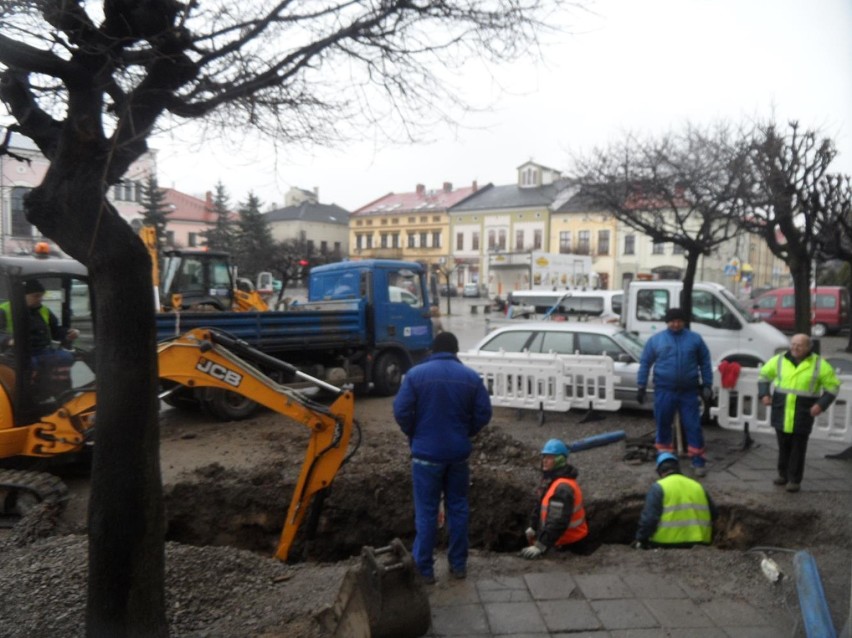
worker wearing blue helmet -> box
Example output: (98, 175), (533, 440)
(520, 438), (595, 559)
(632, 452), (717, 549)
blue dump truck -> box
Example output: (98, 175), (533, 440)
(157, 259), (434, 418)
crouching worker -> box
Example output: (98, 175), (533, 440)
(520, 439), (595, 559)
(632, 452), (716, 549)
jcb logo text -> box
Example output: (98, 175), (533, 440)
(196, 357), (242, 388)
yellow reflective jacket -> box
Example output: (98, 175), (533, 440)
(649, 474), (713, 546)
(759, 353), (840, 435)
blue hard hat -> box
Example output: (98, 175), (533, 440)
(541, 439), (570, 457)
(656, 452), (679, 469)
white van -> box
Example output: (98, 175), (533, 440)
(506, 289), (623, 323)
(623, 280), (788, 366)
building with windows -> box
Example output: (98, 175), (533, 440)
(266, 186), (349, 260)
(350, 182), (480, 277)
(449, 161), (564, 296)
(0, 133), (154, 255)
(156, 189), (223, 248)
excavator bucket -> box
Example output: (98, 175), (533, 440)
(321, 538), (431, 638)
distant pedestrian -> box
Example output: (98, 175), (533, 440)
(393, 331), (492, 584)
(520, 439), (595, 559)
(758, 333), (840, 492)
(632, 452), (716, 549)
(636, 307), (714, 476)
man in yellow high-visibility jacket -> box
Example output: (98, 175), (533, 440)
(759, 333), (840, 493)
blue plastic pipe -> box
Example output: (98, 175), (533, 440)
(567, 430), (626, 453)
(794, 550), (837, 638)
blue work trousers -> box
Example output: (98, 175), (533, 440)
(411, 458), (470, 578)
(653, 388), (706, 467)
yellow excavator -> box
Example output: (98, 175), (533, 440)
(0, 254), (350, 560)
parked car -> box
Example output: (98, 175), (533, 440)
(469, 322), (651, 409)
(753, 286), (849, 338)
(439, 284), (458, 297)
(463, 283), (480, 298)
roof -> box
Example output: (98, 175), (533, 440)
(353, 183), (481, 216)
(551, 186), (611, 213)
(449, 181), (569, 213)
(265, 201), (349, 225)
(162, 188), (218, 223)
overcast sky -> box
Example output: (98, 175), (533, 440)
(152, 0), (852, 212)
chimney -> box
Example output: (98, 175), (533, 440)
(472, 180), (478, 192)
(443, 182), (452, 193)
(205, 191), (213, 209)
(416, 184), (425, 196)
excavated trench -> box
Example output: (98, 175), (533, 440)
(163, 463), (822, 562)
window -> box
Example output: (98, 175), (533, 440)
(480, 330), (534, 352)
(533, 229), (543, 250)
(652, 241), (665, 255)
(691, 290), (738, 329)
(636, 289), (669, 321)
(577, 231), (590, 255)
(408, 233), (415, 248)
(537, 331), (576, 354)
(320, 240), (328, 254)
(597, 230), (610, 255)
(391, 234), (400, 249)
(188, 232), (198, 247)
(420, 216), (428, 223)
(498, 229), (506, 250)
(624, 234), (635, 255)
(380, 218), (388, 225)
(577, 333), (618, 358)
(419, 231), (428, 247)
(408, 217), (415, 223)
(456, 232), (464, 251)
(356, 234), (364, 250)
(471, 231), (480, 251)
(388, 271), (423, 308)
(781, 294), (795, 309)
(391, 218), (399, 224)
(756, 295), (777, 310)
(364, 235), (372, 249)
(307, 239), (315, 254)
(559, 231), (571, 254)
(165, 230), (175, 246)
(672, 243), (684, 255)
(380, 233), (388, 248)
(356, 220), (363, 226)
(334, 242), (341, 254)
(515, 230), (524, 251)
(10, 186), (33, 237)
(432, 216), (441, 222)
(488, 230), (496, 250)
(432, 231), (441, 248)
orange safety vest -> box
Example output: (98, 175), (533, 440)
(540, 477), (588, 546)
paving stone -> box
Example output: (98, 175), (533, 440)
(622, 573), (686, 599)
(478, 587), (532, 603)
(590, 599), (658, 630)
(477, 576), (528, 592)
(699, 600), (771, 627)
(538, 599), (601, 632)
(552, 632), (611, 638)
(722, 627), (784, 638)
(524, 571), (578, 600)
(574, 574), (633, 599)
(643, 598), (715, 627)
(662, 629), (728, 638)
(484, 601), (548, 635)
(429, 581), (481, 606)
(429, 603), (489, 636)
(610, 629), (664, 637)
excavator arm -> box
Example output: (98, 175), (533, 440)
(157, 328), (355, 560)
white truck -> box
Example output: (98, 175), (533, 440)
(623, 280), (788, 367)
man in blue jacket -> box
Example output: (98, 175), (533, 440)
(636, 307), (713, 476)
(393, 331), (492, 584)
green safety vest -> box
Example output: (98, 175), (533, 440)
(650, 474), (712, 546)
(759, 353), (841, 434)
(0, 301), (50, 334)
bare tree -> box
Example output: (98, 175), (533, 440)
(814, 174), (852, 348)
(737, 121), (839, 336)
(571, 123), (744, 319)
(0, 1), (562, 634)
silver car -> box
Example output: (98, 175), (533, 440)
(469, 321), (652, 409)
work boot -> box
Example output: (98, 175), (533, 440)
(773, 476), (787, 486)
(449, 568), (467, 580)
(418, 572), (436, 586)
(785, 483), (801, 493)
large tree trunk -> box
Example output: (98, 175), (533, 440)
(26, 149), (167, 635)
(790, 256), (813, 336)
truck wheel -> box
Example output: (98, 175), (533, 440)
(203, 389), (259, 421)
(373, 352), (404, 396)
(811, 323), (827, 338)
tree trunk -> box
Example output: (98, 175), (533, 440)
(26, 150), (167, 636)
(680, 251), (701, 328)
(790, 258), (813, 336)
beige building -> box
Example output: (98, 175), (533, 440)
(350, 182), (480, 275)
(266, 187), (349, 260)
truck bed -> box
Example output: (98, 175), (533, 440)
(155, 299), (367, 353)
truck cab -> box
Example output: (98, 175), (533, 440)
(623, 280), (788, 367)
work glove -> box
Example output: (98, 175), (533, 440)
(636, 388), (646, 405)
(701, 386), (714, 403)
(520, 542), (545, 560)
(630, 540), (647, 550)
(524, 527), (536, 543)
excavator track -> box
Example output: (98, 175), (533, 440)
(0, 469), (69, 528)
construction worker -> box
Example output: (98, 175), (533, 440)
(0, 279), (79, 395)
(758, 333), (840, 493)
(520, 439), (593, 559)
(636, 307), (714, 476)
(632, 452), (716, 549)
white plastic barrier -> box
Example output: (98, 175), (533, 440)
(459, 351), (622, 413)
(711, 368), (852, 445)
